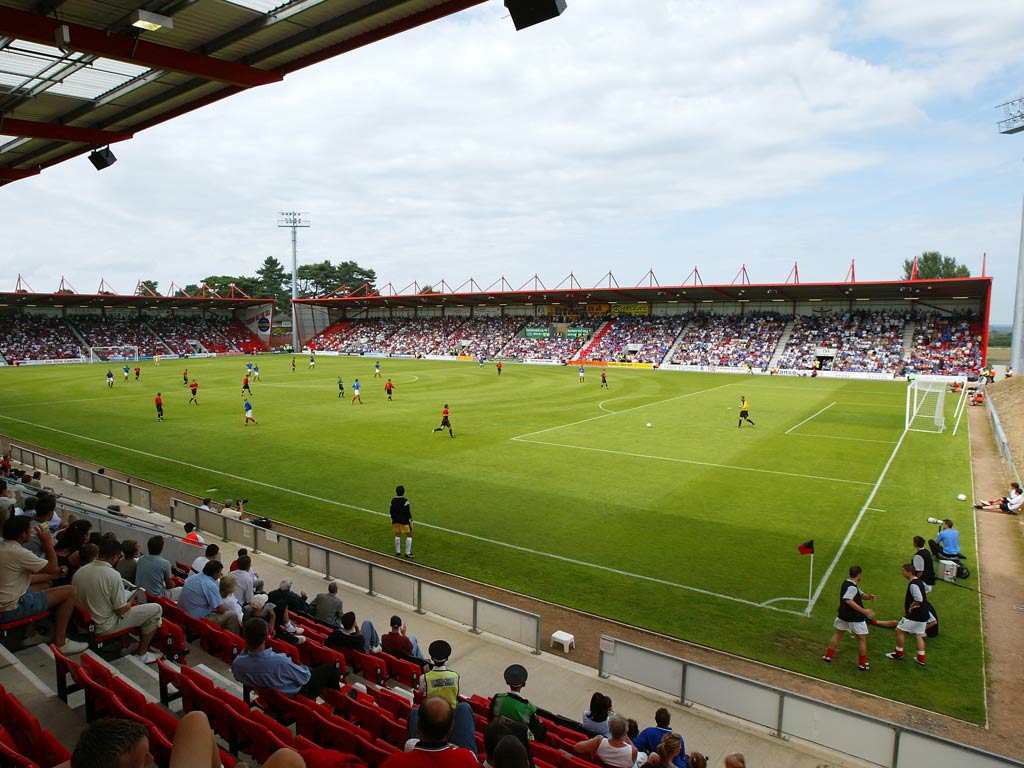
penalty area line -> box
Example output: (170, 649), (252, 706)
(0, 412), (803, 616)
(785, 402), (836, 434)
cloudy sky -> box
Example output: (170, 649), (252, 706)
(6, 0), (1024, 322)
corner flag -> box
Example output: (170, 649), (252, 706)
(798, 540), (814, 555)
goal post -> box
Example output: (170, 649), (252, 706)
(88, 346), (139, 363)
(905, 375), (965, 433)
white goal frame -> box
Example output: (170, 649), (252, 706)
(88, 345), (139, 363)
(905, 375), (967, 433)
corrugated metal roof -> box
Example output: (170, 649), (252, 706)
(0, 0), (489, 185)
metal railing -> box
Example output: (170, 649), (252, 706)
(10, 445), (153, 512)
(985, 398), (1022, 486)
(598, 635), (1022, 768)
(169, 498), (542, 653)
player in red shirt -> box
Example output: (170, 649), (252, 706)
(496, 361), (502, 376)
(432, 404), (454, 438)
(182, 368), (189, 386)
(188, 380), (199, 404)
(154, 393), (164, 422)
(133, 366), (141, 381)
(241, 375), (252, 395)
(385, 378), (396, 401)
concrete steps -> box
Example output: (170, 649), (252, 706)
(768, 318), (796, 369)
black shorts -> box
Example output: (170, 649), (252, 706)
(440, 417), (451, 427)
(740, 409), (749, 418)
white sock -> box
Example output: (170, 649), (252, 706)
(395, 536), (401, 554)
(406, 538), (413, 555)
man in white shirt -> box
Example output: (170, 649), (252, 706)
(0, 516), (86, 654)
(191, 543), (220, 574)
(73, 538), (163, 663)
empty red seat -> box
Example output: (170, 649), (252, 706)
(49, 643), (83, 703)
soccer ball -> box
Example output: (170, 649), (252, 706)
(646, 423), (652, 428)
(957, 493), (967, 501)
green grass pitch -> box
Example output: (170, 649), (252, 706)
(0, 356), (984, 721)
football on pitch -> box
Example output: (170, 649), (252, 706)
(646, 423), (652, 428)
(957, 493), (967, 501)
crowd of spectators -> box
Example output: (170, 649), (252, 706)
(449, 317), (526, 359)
(670, 313), (786, 369)
(0, 315), (83, 362)
(581, 316), (688, 364)
(502, 330), (592, 361)
(69, 315), (167, 358)
(908, 316), (982, 375)
(147, 316), (253, 355)
(776, 310), (909, 373)
(0, 313), (263, 362)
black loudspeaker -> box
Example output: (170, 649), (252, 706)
(504, 0), (566, 31)
(88, 147), (117, 170)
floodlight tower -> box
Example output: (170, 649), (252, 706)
(277, 211), (309, 350)
(998, 98), (1024, 374)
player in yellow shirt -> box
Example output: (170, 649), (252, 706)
(738, 395), (755, 428)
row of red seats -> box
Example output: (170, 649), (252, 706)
(0, 683), (70, 768)
(71, 602), (188, 663)
(50, 643), (239, 768)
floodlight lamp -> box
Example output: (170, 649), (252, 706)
(130, 10), (173, 31)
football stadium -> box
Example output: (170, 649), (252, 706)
(2, 1), (1024, 768)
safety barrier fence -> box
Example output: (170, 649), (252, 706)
(985, 397), (1022, 486)
(598, 635), (1021, 768)
(169, 498), (542, 653)
(10, 445), (153, 513)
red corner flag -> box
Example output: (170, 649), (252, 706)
(798, 540), (814, 555)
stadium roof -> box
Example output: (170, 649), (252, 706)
(294, 272), (994, 311)
(0, 0), (486, 186)
(0, 278), (272, 308)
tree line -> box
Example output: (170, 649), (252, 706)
(137, 258), (377, 313)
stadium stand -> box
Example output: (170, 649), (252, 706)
(579, 316), (689, 364)
(0, 315), (84, 362)
(69, 315), (168, 358)
(670, 312), (786, 369)
(909, 316), (983, 375)
(775, 309), (910, 373)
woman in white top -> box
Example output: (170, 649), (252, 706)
(219, 575), (244, 626)
(573, 714), (637, 768)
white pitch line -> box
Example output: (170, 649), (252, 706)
(513, 438), (874, 486)
(804, 427), (910, 615)
(787, 433), (898, 445)
(512, 382), (736, 440)
(0, 411), (803, 615)
(785, 402), (836, 434)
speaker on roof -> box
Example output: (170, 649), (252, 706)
(88, 146), (117, 171)
(504, 0), (566, 31)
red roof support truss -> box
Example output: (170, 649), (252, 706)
(0, 7), (281, 88)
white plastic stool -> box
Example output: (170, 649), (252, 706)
(550, 630), (575, 653)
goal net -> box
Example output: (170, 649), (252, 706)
(905, 376), (963, 433)
(88, 346), (139, 363)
